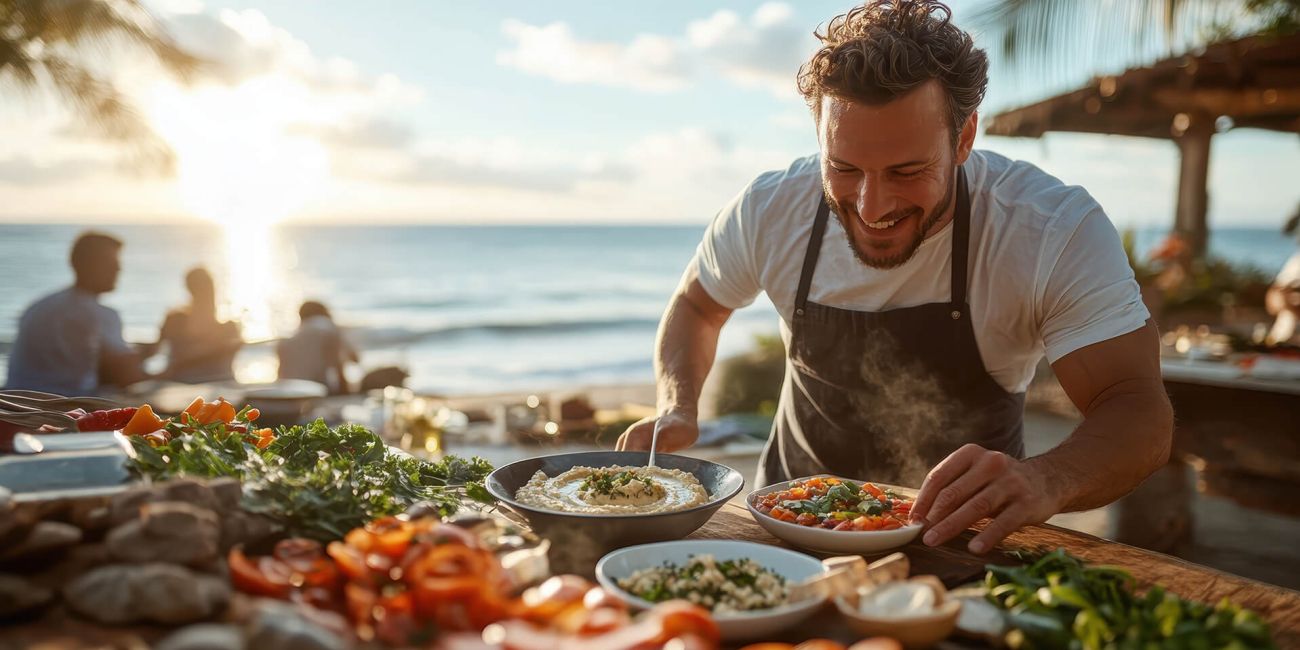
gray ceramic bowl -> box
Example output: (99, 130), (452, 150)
(485, 451), (744, 569)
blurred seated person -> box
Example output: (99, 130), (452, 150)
(277, 301), (358, 394)
(5, 231), (147, 395)
(1266, 207), (1300, 345)
(151, 267), (243, 383)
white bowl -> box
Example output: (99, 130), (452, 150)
(595, 540), (827, 642)
(746, 475), (923, 554)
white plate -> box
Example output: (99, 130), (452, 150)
(595, 540), (826, 642)
(746, 475), (923, 554)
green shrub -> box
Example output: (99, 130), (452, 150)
(713, 334), (786, 416)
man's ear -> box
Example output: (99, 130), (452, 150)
(956, 111), (978, 164)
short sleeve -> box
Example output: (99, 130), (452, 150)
(1275, 252), (1300, 286)
(1039, 206), (1151, 363)
(691, 184), (763, 309)
(98, 307), (133, 356)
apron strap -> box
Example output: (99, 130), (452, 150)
(951, 166), (971, 311)
(795, 196), (831, 314)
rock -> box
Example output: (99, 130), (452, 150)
(208, 478), (243, 513)
(70, 504), (112, 534)
(109, 486), (155, 526)
(63, 563), (230, 625)
(163, 479), (221, 512)
(155, 623), (245, 650)
(40, 542), (113, 588)
(219, 511), (279, 552)
(107, 502), (220, 566)
(0, 573), (53, 619)
(0, 521), (82, 563)
(246, 600), (350, 650)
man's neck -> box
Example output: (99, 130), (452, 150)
(72, 282), (102, 298)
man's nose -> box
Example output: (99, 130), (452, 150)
(856, 176), (897, 223)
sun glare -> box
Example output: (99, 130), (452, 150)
(145, 78), (331, 348)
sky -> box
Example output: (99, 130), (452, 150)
(0, 0), (1297, 229)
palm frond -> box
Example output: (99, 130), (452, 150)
(40, 54), (174, 174)
(969, 0), (1242, 83)
(20, 0), (203, 79)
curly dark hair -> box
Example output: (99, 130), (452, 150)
(797, 0), (988, 142)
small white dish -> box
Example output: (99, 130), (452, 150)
(746, 475), (923, 554)
(595, 540), (827, 642)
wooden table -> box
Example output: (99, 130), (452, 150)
(689, 501), (1300, 648)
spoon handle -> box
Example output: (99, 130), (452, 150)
(647, 418), (661, 467)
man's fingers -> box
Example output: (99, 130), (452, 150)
(911, 444), (984, 523)
(917, 452), (1007, 526)
(967, 505), (1030, 555)
(921, 483), (1010, 547)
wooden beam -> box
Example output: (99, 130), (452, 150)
(1152, 87), (1300, 119)
(1174, 113), (1214, 259)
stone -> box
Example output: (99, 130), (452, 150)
(162, 479), (221, 513)
(245, 600), (350, 650)
(155, 623), (245, 650)
(107, 502), (220, 566)
(0, 573), (53, 619)
(208, 478), (243, 513)
(219, 511), (279, 552)
(109, 486), (156, 526)
(63, 563), (230, 625)
(0, 521), (82, 563)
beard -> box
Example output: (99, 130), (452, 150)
(826, 164), (958, 270)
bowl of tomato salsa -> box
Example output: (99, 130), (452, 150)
(746, 475), (922, 554)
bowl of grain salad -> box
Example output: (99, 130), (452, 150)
(595, 540), (827, 641)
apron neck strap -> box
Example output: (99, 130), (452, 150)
(795, 197), (831, 313)
(951, 165), (971, 309)
(795, 164), (972, 314)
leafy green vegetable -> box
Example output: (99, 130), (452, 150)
(984, 548), (1276, 649)
(130, 418), (494, 541)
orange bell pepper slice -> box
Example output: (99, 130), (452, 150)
(121, 404), (164, 435)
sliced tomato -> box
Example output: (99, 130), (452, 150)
(228, 546), (292, 598)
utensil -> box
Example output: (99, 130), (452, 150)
(745, 475), (923, 554)
(595, 540), (826, 642)
(484, 451), (744, 572)
(647, 417), (661, 468)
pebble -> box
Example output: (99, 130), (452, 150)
(0, 573), (53, 619)
(107, 502), (220, 566)
(0, 521), (82, 563)
(155, 623), (246, 650)
(63, 563), (230, 625)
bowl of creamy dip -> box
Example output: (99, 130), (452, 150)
(485, 451), (744, 571)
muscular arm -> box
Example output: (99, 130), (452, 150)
(617, 268), (734, 452)
(1031, 319), (1174, 511)
(911, 320), (1173, 553)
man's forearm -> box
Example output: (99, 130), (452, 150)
(1027, 380), (1174, 513)
(654, 291), (728, 415)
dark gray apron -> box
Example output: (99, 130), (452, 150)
(757, 167), (1026, 488)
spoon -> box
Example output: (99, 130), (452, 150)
(647, 417), (662, 468)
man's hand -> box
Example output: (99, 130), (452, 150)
(615, 409), (700, 453)
(908, 444), (1062, 555)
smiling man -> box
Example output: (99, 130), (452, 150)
(617, 0), (1174, 554)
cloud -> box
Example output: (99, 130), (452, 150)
(288, 117), (415, 151)
(0, 156), (112, 185)
(495, 20), (691, 92)
(497, 2), (812, 97)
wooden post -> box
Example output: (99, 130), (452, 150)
(1173, 112), (1214, 259)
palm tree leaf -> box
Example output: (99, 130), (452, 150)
(39, 53), (175, 174)
(22, 0), (204, 79)
(0, 33), (39, 86)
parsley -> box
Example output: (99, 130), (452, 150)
(130, 419), (494, 541)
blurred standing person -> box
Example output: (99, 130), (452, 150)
(5, 231), (147, 395)
(1266, 206), (1300, 344)
(151, 267), (243, 382)
(277, 301), (358, 394)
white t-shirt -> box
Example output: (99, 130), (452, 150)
(1268, 252), (1300, 343)
(691, 150), (1150, 394)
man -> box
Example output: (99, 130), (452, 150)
(617, 0), (1173, 555)
(277, 301), (358, 395)
(6, 231), (147, 395)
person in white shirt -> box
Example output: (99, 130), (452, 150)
(5, 231), (147, 395)
(277, 301), (358, 395)
(1266, 207), (1300, 344)
(617, 0), (1173, 556)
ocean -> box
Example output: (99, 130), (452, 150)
(0, 223), (1295, 395)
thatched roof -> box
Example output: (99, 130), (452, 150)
(985, 32), (1300, 139)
